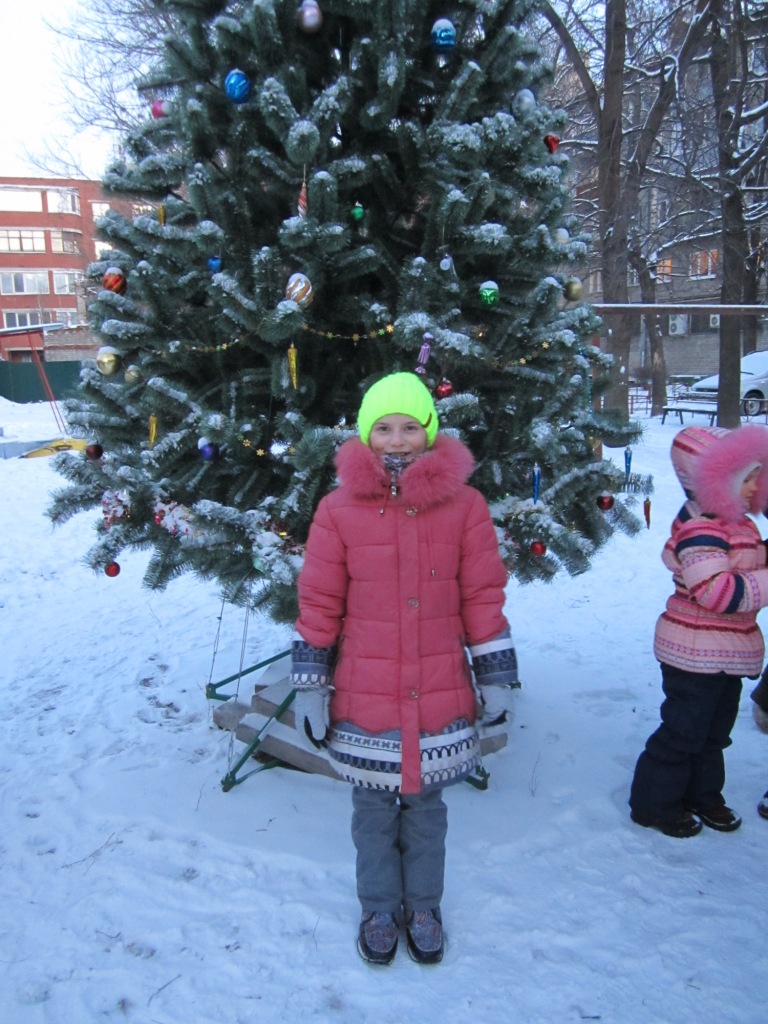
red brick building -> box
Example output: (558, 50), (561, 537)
(0, 176), (134, 362)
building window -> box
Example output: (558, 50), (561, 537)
(690, 249), (719, 279)
(93, 239), (114, 259)
(3, 309), (57, 328)
(656, 258), (673, 283)
(52, 309), (81, 326)
(0, 188), (43, 212)
(584, 270), (602, 294)
(627, 267), (639, 286)
(1, 271), (50, 295)
(3, 309), (81, 329)
(0, 228), (46, 252)
(50, 229), (82, 254)
(92, 202), (110, 220)
(53, 271), (82, 294)
(48, 188), (81, 215)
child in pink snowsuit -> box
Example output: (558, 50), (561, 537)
(629, 424), (768, 837)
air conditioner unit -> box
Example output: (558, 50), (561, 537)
(709, 314), (721, 328)
(668, 314), (689, 336)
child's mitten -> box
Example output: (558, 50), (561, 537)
(291, 638), (336, 749)
(470, 629), (520, 727)
(479, 683), (519, 727)
(292, 687), (331, 749)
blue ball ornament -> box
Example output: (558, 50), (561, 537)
(198, 437), (220, 461)
(208, 256), (222, 273)
(431, 18), (456, 52)
(225, 69), (252, 104)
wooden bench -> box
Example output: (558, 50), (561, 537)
(661, 403), (717, 425)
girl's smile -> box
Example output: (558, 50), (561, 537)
(368, 414), (429, 457)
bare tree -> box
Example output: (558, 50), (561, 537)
(33, 0), (176, 177)
(539, 0), (715, 417)
(707, 0), (768, 424)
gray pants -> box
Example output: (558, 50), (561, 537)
(351, 786), (447, 915)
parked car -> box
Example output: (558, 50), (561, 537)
(689, 350), (768, 417)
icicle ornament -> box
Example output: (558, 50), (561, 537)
(533, 463), (541, 503)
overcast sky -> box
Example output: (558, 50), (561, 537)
(0, 0), (113, 179)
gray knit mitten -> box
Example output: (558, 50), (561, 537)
(291, 639), (336, 749)
(469, 629), (520, 727)
(292, 687), (331, 749)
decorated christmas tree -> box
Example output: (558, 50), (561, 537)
(49, 0), (647, 623)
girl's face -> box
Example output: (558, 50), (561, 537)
(368, 414), (428, 457)
(740, 466), (761, 504)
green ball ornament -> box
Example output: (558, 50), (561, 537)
(479, 280), (500, 307)
(351, 201), (365, 222)
(564, 277), (583, 301)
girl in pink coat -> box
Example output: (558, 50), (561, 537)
(291, 372), (518, 965)
(629, 424), (768, 838)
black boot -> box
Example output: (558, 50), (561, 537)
(750, 665), (768, 712)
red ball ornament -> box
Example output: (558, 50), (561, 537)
(435, 378), (454, 399)
(151, 99), (169, 118)
(530, 540), (547, 557)
(102, 268), (127, 295)
(104, 561), (121, 578)
(544, 134), (560, 153)
(596, 493), (615, 511)
(85, 443), (104, 460)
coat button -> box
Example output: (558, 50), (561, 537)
(409, 690), (419, 699)
(408, 597), (419, 608)
(407, 507), (418, 516)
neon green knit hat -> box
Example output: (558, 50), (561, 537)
(357, 372), (439, 446)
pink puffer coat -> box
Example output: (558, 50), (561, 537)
(295, 433), (509, 791)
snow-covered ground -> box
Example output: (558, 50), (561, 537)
(1, 395), (765, 1023)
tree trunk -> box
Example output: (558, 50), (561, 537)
(629, 245), (668, 415)
(710, 0), (750, 428)
(597, 0), (631, 415)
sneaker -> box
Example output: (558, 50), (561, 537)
(357, 911), (398, 966)
(630, 810), (703, 838)
(405, 908), (444, 964)
(757, 793), (768, 821)
(686, 804), (742, 832)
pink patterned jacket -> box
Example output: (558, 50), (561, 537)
(654, 425), (768, 677)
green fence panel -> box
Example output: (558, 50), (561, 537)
(0, 361), (82, 403)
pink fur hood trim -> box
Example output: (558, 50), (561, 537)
(334, 433), (476, 508)
(671, 424), (768, 522)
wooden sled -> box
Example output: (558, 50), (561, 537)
(212, 657), (507, 791)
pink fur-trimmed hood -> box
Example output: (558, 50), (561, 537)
(671, 424), (768, 522)
(334, 433), (476, 508)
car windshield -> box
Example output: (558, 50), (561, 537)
(740, 354), (768, 376)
